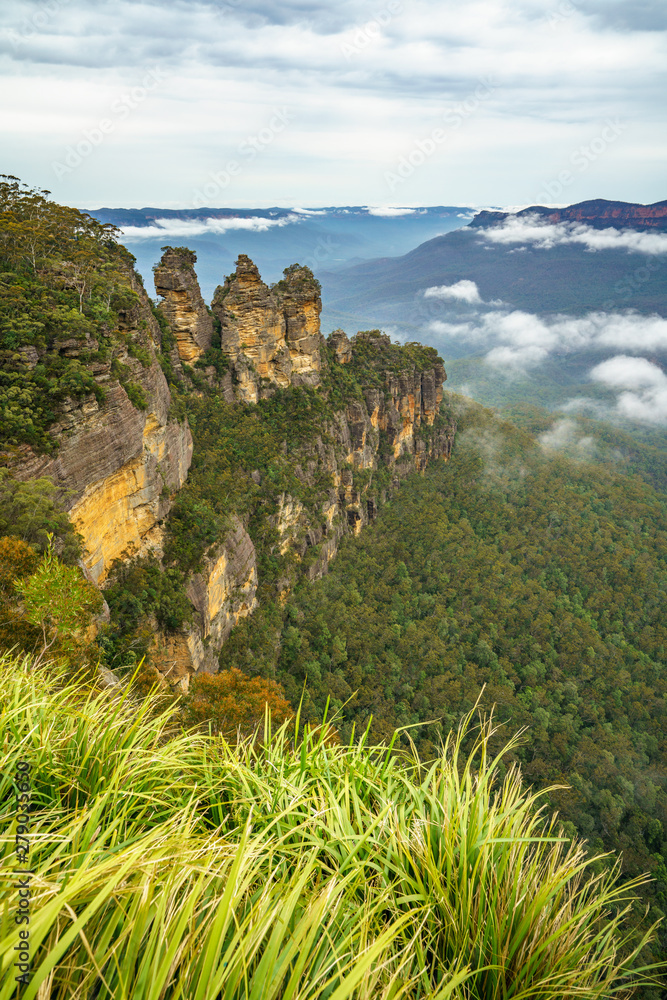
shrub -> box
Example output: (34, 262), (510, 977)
(183, 666), (293, 738)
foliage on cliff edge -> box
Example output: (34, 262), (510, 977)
(0, 175), (144, 453)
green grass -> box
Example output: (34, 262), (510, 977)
(1, 651), (664, 999)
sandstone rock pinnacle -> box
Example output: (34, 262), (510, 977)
(154, 247), (213, 364)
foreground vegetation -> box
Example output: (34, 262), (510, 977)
(2, 650), (663, 999)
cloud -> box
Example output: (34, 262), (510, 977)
(589, 355), (667, 424)
(424, 280), (482, 304)
(454, 422), (528, 489)
(429, 310), (667, 370)
(577, 0), (667, 32)
(480, 215), (667, 255)
(538, 418), (596, 456)
(365, 207), (418, 217)
(120, 214), (301, 239)
(589, 354), (666, 389)
(291, 207), (327, 215)
(1, 0), (666, 206)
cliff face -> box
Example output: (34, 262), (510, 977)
(0, 184), (458, 702)
(11, 279), (192, 584)
(255, 328), (455, 586)
(9, 242), (453, 688)
(154, 248), (213, 364)
(151, 516), (258, 689)
(211, 256), (322, 402)
(135, 259), (454, 689)
(471, 199), (667, 232)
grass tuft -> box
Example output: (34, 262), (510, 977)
(0, 651), (663, 998)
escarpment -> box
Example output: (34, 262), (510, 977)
(133, 254), (456, 688)
(4, 219), (455, 692)
(9, 277), (192, 584)
(290, 329), (455, 580)
(150, 517), (258, 686)
(471, 198), (667, 232)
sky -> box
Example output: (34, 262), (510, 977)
(1, 0), (665, 209)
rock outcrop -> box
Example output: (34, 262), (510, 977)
(471, 199), (667, 232)
(10, 242), (454, 688)
(154, 247), (213, 363)
(329, 329), (353, 364)
(211, 256), (322, 402)
(143, 302), (454, 685)
(11, 279), (192, 584)
(151, 516), (258, 690)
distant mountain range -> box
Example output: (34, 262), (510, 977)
(91, 197), (667, 430)
(470, 198), (667, 231)
(86, 205), (474, 299)
(319, 199), (667, 339)
(311, 199), (667, 433)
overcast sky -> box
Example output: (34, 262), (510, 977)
(1, 0), (665, 208)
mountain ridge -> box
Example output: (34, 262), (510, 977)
(470, 198), (667, 231)
(319, 197), (667, 335)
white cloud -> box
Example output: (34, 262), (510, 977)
(292, 208), (327, 215)
(480, 215), (667, 255)
(424, 280), (482, 304)
(589, 355), (667, 424)
(538, 418), (596, 455)
(120, 215), (301, 239)
(365, 207), (418, 217)
(429, 310), (667, 370)
(590, 355), (666, 389)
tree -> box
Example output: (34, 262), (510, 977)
(183, 667), (293, 740)
(0, 469), (82, 562)
(14, 539), (102, 667)
(0, 536), (40, 653)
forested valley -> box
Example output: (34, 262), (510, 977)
(2, 177), (667, 996)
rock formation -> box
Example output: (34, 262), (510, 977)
(154, 247), (213, 363)
(211, 256), (322, 402)
(11, 278), (192, 584)
(137, 275), (454, 687)
(329, 329), (353, 364)
(263, 329), (455, 583)
(7, 241), (455, 691)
